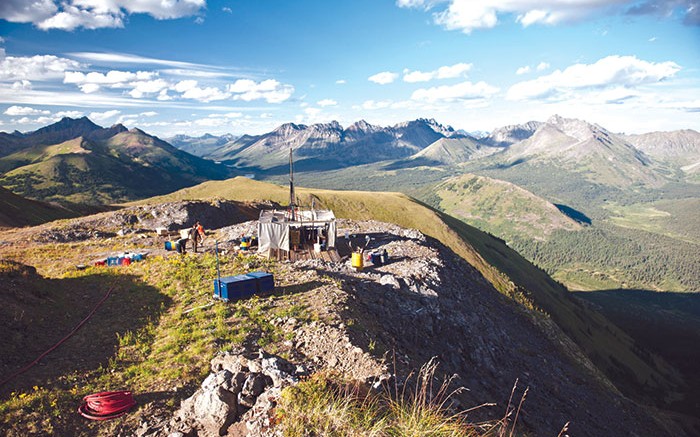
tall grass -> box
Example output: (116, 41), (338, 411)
(277, 359), (508, 437)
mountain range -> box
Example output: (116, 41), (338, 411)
(0, 117), (231, 204)
(171, 115), (700, 188)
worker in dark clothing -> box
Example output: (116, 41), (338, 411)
(189, 223), (200, 253)
(175, 237), (187, 254)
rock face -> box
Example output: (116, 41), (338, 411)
(165, 351), (300, 437)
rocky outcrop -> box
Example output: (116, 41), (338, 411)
(163, 351), (301, 437)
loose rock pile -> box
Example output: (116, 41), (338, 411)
(160, 350), (301, 437)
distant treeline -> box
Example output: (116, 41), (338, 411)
(511, 224), (700, 292)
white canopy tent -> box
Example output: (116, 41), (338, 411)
(257, 209), (337, 253)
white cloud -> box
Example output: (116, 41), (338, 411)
(4, 106), (50, 116)
(396, 0), (429, 8)
(0, 54), (83, 81)
(140, 111), (158, 117)
(55, 110), (84, 118)
(411, 80), (499, 102)
(173, 79), (197, 93)
(222, 7), (233, 14)
(12, 80), (32, 90)
(361, 100), (394, 110)
(89, 109), (121, 122)
(400, 0), (698, 34)
(63, 69), (168, 97)
(507, 55), (681, 101)
(403, 62), (472, 83)
(208, 112), (242, 118)
(157, 89), (172, 101)
(180, 85), (230, 102)
(317, 99), (337, 107)
(68, 52), (211, 70)
(335, 79), (346, 84)
(64, 70), (158, 92)
(304, 107), (321, 117)
(128, 79), (169, 98)
(517, 62), (549, 75)
(171, 79), (230, 102)
(37, 5), (123, 30)
(0, 0), (57, 23)
(1, 0), (206, 31)
(227, 79), (294, 103)
(368, 71), (398, 85)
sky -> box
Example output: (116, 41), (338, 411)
(0, 0), (698, 137)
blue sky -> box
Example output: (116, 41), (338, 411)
(0, 0), (698, 136)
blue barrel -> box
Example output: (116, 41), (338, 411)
(370, 252), (382, 266)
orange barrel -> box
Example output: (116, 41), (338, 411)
(351, 252), (364, 271)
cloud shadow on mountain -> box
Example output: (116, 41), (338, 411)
(554, 203), (592, 225)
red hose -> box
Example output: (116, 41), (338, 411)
(78, 391), (135, 420)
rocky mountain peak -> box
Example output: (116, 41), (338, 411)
(347, 119), (380, 133)
(543, 115), (608, 142)
(485, 120), (543, 147)
(310, 121), (343, 133)
(109, 123), (128, 133)
(273, 122), (305, 136)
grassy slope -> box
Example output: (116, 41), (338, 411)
(141, 177), (682, 406)
(0, 186), (77, 227)
(425, 173), (581, 242)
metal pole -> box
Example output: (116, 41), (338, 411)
(215, 240), (221, 298)
(289, 147), (296, 221)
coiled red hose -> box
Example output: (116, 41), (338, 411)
(78, 390), (135, 420)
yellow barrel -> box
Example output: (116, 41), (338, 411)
(351, 252), (364, 271)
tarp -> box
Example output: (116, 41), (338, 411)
(258, 221), (290, 252)
(257, 209), (336, 253)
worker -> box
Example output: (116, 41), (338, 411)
(189, 223), (201, 253)
(175, 237), (188, 254)
(196, 221), (206, 242)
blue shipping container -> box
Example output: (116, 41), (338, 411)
(214, 274), (257, 301)
(246, 271), (275, 293)
(213, 271), (275, 301)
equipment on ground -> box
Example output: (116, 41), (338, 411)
(78, 391), (135, 420)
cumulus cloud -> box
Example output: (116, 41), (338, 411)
(0, 0), (57, 23)
(89, 109), (121, 122)
(174, 79), (230, 102)
(12, 80), (33, 90)
(0, 54), (83, 81)
(507, 55), (681, 101)
(335, 79), (347, 84)
(411, 80), (499, 102)
(517, 62), (549, 75)
(400, 0), (699, 34)
(317, 99), (337, 107)
(0, 0), (206, 31)
(55, 110), (84, 118)
(368, 71), (398, 85)
(4, 106), (51, 116)
(403, 62), (472, 83)
(63, 69), (169, 97)
(226, 79), (294, 103)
